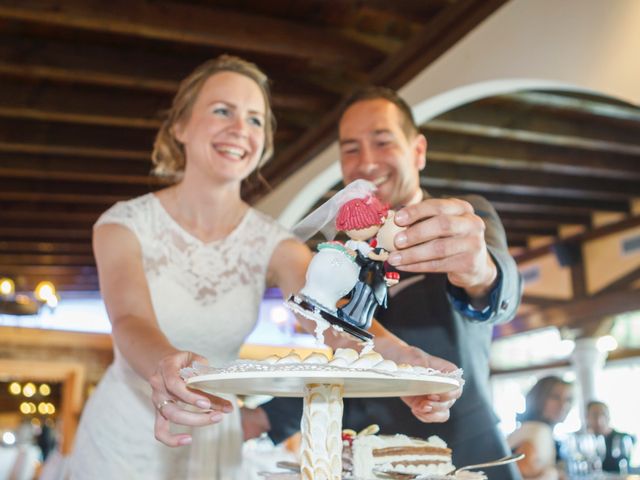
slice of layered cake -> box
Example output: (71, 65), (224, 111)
(349, 431), (455, 477)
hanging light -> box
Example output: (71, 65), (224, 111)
(8, 382), (21, 395)
(34, 281), (56, 302)
(0, 278), (15, 296)
(22, 382), (36, 398)
(0, 278), (60, 315)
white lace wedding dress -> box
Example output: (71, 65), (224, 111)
(68, 193), (292, 480)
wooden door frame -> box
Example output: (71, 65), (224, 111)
(0, 359), (85, 454)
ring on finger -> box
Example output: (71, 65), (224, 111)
(156, 398), (176, 418)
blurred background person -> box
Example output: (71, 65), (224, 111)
(586, 400), (636, 473)
(36, 420), (56, 463)
(508, 376), (573, 479)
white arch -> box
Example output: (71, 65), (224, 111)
(411, 79), (588, 126)
(257, 0), (640, 226)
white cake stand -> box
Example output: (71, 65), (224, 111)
(187, 368), (460, 480)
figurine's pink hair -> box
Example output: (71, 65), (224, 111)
(335, 196), (389, 231)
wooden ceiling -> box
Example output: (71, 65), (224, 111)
(0, 0), (638, 330)
(420, 91), (640, 250)
(0, 0), (508, 295)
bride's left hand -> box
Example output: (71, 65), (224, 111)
(150, 350), (234, 447)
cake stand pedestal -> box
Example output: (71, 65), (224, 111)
(187, 369), (459, 480)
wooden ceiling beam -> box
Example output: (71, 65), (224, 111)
(0, 105), (159, 130)
(426, 162), (638, 196)
(502, 227), (559, 238)
(0, 62), (328, 112)
(520, 295), (569, 308)
(0, 153), (151, 177)
(0, 121), (297, 162)
(0, 201), (107, 215)
(0, 141), (149, 161)
(425, 150), (640, 181)
(424, 120), (640, 156)
(491, 91), (640, 124)
(427, 131), (640, 177)
(497, 210), (591, 226)
(0, 173), (157, 196)
(0, 191), (125, 205)
(0, 118), (155, 153)
(505, 232), (531, 248)
(0, 167), (168, 186)
(247, 0), (507, 200)
(0, 227), (92, 240)
(0, 60), (178, 93)
(0, 241), (92, 255)
(0, 32), (336, 111)
(324, 0), (443, 33)
(5, 218), (93, 231)
(0, 32), (190, 91)
(0, 254), (94, 267)
(368, 0), (508, 88)
(500, 218), (563, 231)
(513, 288), (640, 331)
(0, 78), (165, 129)
(0, 0), (381, 68)
(436, 100), (640, 147)
(490, 200), (607, 217)
(421, 172), (635, 202)
(432, 189), (631, 214)
(0, 211), (99, 224)
(0, 82), (299, 139)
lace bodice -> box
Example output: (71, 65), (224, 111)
(94, 193), (292, 364)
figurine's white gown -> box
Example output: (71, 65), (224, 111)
(68, 193), (292, 480)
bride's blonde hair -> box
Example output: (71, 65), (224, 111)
(151, 55), (276, 181)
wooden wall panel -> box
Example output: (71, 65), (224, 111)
(519, 253), (573, 300)
(583, 225), (640, 294)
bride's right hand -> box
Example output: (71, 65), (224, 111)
(149, 350), (234, 447)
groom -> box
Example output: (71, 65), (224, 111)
(253, 87), (523, 479)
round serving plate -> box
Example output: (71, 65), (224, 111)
(186, 369), (459, 398)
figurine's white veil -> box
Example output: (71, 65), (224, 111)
(292, 179), (377, 241)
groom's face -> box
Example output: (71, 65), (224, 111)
(338, 98), (426, 208)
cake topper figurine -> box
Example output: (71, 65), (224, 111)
(287, 180), (402, 343)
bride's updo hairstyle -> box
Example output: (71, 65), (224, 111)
(151, 55), (276, 181)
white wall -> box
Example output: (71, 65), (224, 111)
(257, 0), (640, 226)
